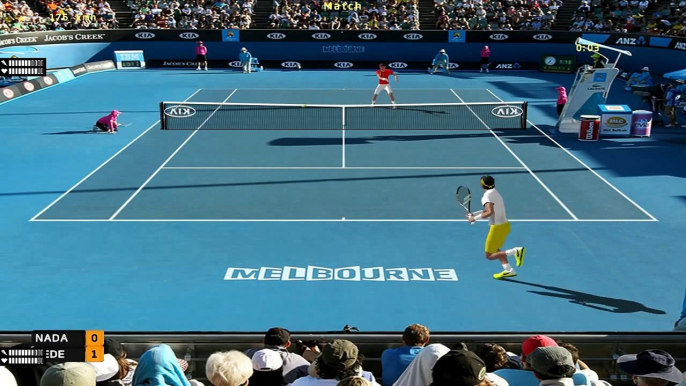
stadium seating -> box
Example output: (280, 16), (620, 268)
(568, 0), (685, 35)
(431, 0), (560, 31)
(128, 0), (255, 29)
(267, 0), (420, 30)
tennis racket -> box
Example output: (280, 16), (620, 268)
(455, 185), (475, 225)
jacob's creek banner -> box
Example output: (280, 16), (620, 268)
(0, 60), (114, 104)
(1, 29), (686, 51)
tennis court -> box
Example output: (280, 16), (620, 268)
(0, 69), (683, 332)
(30, 87), (653, 222)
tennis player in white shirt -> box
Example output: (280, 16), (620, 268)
(468, 175), (526, 279)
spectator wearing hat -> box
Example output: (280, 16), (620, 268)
(250, 349), (287, 386)
(493, 336), (558, 386)
(431, 350), (492, 386)
(617, 350), (683, 386)
(0, 366), (17, 386)
(88, 354), (120, 385)
(239, 47), (252, 73)
(133, 345), (202, 386)
(381, 324), (430, 386)
(626, 67), (653, 91)
(394, 344), (450, 386)
(41, 363), (97, 386)
(675, 289), (686, 331)
(293, 340), (380, 386)
(206, 351), (253, 386)
(245, 327), (310, 384)
(430, 50), (450, 75)
(196, 41), (208, 71)
(527, 347), (577, 386)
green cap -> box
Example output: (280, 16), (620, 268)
(320, 340), (359, 369)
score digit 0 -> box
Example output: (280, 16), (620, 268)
(85, 330), (105, 362)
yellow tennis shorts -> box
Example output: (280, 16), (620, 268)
(485, 222), (511, 253)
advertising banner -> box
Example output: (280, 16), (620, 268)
(238, 30), (446, 43)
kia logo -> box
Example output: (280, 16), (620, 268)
(164, 105), (197, 118)
(267, 33), (286, 39)
(179, 32), (199, 39)
(228, 61), (242, 68)
(491, 105), (523, 118)
(358, 33), (377, 40)
(312, 33), (331, 39)
(403, 33), (423, 40)
(135, 32), (155, 39)
(533, 34), (552, 41)
(490, 34), (508, 40)
(281, 61), (301, 68)
(334, 62), (354, 69)
(23, 82), (34, 92)
(388, 62), (408, 69)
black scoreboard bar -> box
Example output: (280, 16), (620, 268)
(0, 58), (47, 76)
(0, 330), (107, 364)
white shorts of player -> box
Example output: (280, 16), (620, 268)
(374, 83), (393, 95)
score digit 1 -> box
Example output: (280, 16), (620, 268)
(85, 330), (105, 362)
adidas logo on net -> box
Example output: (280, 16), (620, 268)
(224, 266), (459, 281)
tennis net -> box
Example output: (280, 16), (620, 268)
(159, 101), (528, 131)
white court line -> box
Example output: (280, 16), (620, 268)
(29, 89), (204, 222)
(484, 88), (658, 222)
(30, 218), (657, 223)
(162, 166), (528, 170)
(449, 89), (579, 220)
(108, 89), (238, 220)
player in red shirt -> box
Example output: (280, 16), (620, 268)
(372, 63), (399, 107)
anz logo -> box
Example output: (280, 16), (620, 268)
(312, 33), (331, 40)
(490, 34), (508, 40)
(267, 33), (286, 39)
(388, 62), (408, 69)
(615, 36), (646, 45)
(358, 33), (377, 40)
(281, 61), (301, 68)
(403, 33), (423, 40)
(334, 62), (354, 68)
(491, 105), (523, 118)
(675, 42), (686, 50)
(533, 34), (552, 41)
(179, 32), (199, 39)
(135, 32), (155, 39)
(164, 105), (197, 118)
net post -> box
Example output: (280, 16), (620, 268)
(341, 106), (346, 168)
(159, 102), (166, 130)
(521, 102), (528, 130)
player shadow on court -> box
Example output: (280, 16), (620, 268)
(501, 278), (666, 315)
(269, 133), (494, 146)
(43, 130), (105, 135)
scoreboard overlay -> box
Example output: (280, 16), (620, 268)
(0, 330), (105, 365)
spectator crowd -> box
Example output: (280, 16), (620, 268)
(433, 0), (561, 31)
(569, 0), (685, 36)
(267, 0), (421, 30)
(128, 0), (255, 30)
(0, 0), (117, 33)
(1, 325), (685, 386)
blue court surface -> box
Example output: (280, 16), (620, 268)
(1, 69), (684, 332)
